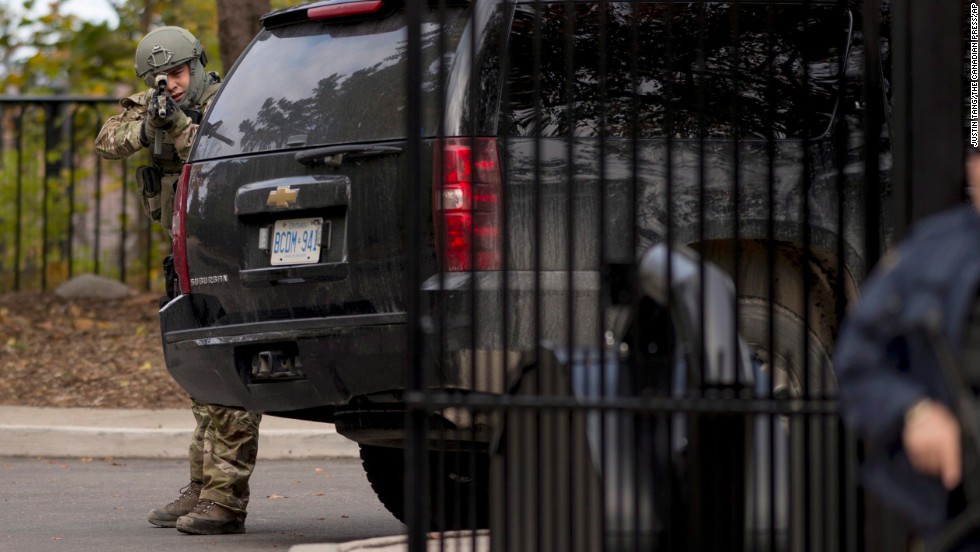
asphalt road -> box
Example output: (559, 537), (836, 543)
(0, 456), (406, 552)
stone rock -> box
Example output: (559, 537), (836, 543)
(54, 274), (134, 300)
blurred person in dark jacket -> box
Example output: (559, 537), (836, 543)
(835, 150), (980, 549)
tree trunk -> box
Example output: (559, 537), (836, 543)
(141, 0), (155, 33)
(216, 0), (271, 73)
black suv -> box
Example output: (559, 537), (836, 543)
(162, 0), (879, 533)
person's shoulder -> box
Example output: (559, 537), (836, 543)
(887, 205), (980, 285)
(119, 89), (152, 109)
(197, 73), (223, 109)
(865, 206), (975, 283)
(205, 72), (222, 94)
(906, 204), (980, 245)
(846, 206), (978, 332)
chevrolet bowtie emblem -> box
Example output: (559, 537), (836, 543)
(267, 186), (299, 208)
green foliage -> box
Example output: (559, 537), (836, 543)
(1, 0), (298, 94)
(0, 0), (233, 96)
(0, 0), (293, 292)
(1, 1), (125, 94)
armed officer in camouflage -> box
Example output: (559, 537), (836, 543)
(95, 26), (262, 536)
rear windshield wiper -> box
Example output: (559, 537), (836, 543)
(200, 120), (235, 147)
(295, 144), (403, 168)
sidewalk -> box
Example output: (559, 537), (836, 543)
(0, 405), (358, 459)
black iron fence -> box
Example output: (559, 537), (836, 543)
(400, 0), (965, 550)
(0, 0), (969, 548)
(0, 96), (167, 294)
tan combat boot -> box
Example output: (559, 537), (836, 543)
(175, 499), (245, 535)
(147, 481), (203, 527)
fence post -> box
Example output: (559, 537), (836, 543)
(68, 107), (81, 280)
(405, 0), (427, 548)
(14, 112), (24, 290)
(42, 100), (66, 291)
(891, 0), (965, 235)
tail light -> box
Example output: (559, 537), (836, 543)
(173, 163), (192, 294)
(433, 137), (502, 271)
(262, 0), (388, 29)
(308, 0), (383, 19)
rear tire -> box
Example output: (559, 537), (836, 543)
(696, 239), (838, 392)
(359, 444), (490, 530)
(697, 240), (839, 552)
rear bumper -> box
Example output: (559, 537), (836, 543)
(420, 270), (609, 394)
(159, 294), (408, 415)
(159, 270), (607, 423)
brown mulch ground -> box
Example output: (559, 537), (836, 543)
(0, 291), (191, 409)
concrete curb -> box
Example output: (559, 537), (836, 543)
(0, 406), (359, 459)
(288, 531), (490, 552)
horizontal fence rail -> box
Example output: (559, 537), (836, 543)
(0, 96), (168, 294)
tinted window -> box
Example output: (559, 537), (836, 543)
(502, 2), (850, 139)
(194, 8), (468, 159)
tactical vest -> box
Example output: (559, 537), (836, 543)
(152, 75), (222, 174)
(154, 74), (222, 234)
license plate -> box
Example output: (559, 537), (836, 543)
(270, 217), (325, 266)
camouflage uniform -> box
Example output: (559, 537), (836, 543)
(189, 400), (262, 515)
(94, 74), (220, 234)
(95, 29), (262, 527)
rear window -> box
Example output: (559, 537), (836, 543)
(502, 2), (851, 139)
(194, 7), (468, 159)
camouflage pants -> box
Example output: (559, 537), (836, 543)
(188, 400), (261, 515)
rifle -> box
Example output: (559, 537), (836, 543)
(151, 73), (168, 156)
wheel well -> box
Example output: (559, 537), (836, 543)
(690, 239), (857, 346)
